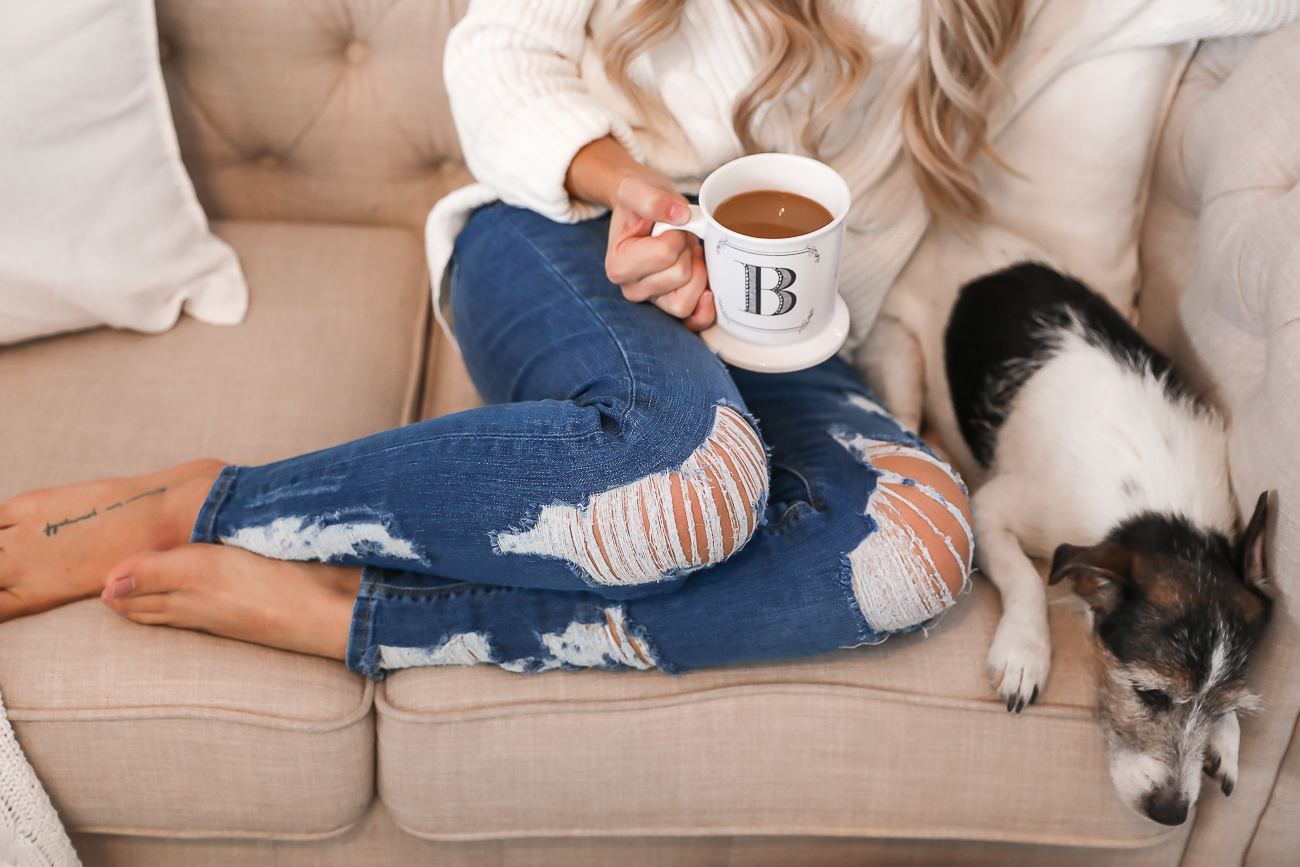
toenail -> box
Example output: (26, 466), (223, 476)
(107, 577), (135, 598)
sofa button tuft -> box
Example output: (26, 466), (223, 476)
(344, 40), (369, 66)
(256, 152), (281, 170)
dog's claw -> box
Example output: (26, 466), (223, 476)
(986, 616), (1051, 718)
(1205, 714), (1240, 800)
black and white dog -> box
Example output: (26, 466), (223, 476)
(941, 263), (1273, 826)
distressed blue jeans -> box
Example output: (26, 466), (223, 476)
(192, 203), (970, 677)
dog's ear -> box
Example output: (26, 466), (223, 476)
(1238, 490), (1272, 599)
(1049, 542), (1131, 615)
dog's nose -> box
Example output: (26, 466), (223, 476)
(1143, 790), (1189, 826)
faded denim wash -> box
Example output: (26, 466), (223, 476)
(192, 203), (954, 678)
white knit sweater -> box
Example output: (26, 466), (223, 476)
(428, 0), (1300, 356)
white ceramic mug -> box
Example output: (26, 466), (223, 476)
(652, 153), (851, 350)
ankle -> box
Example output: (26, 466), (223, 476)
(156, 461), (226, 549)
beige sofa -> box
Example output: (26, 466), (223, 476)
(0, 2), (1295, 865)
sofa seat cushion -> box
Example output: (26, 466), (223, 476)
(0, 600), (373, 838)
(0, 220), (430, 500)
(377, 576), (1185, 851)
(0, 219), (431, 837)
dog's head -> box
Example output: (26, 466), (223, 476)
(1049, 492), (1274, 826)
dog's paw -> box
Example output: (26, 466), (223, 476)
(986, 617), (1051, 713)
(1205, 714), (1241, 797)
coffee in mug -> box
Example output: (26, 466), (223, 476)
(711, 190), (833, 239)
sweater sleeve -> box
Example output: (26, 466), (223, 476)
(444, 0), (646, 223)
(1083, 0), (1300, 53)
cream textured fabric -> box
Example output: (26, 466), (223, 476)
(155, 0), (475, 229)
(1128, 24), (1300, 867)
(0, 697), (79, 867)
(377, 578), (1182, 850)
(66, 800), (1193, 867)
(0, 0), (246, 345)
(429, 0), (1300, 356)
(0, 601), (374, 837)
(0, 222), (430, 501)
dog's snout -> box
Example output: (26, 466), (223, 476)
(1143, 789), (1189, 826)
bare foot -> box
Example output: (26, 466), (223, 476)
(101, 544), (360, 660)
(0, 460), (226, 621)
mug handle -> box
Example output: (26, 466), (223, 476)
(651, 204), (707, 239)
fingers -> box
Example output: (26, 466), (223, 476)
(618, 176), (691, 226)
(624, 236), (702, 303)
(680, 290), (716, 333)
(606, 176), (694, 289)
(602, 175), (715, 331)
(650, 245), (708, 315)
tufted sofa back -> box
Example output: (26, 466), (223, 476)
(156, 0), (475, 229)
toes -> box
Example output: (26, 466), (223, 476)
(105, 593), (170, 616)
(104, 550), (175, 596)
(123, 611), (174, 626)
(106, 551), (152, 587)
(102, 551), (180, 614)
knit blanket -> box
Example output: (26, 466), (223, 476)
(0, 695), (79, 867)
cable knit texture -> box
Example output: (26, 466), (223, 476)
(430, 0), (1300, 352)
(0, 696), (80, 866)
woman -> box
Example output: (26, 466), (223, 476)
(0, 0), (1286, 679)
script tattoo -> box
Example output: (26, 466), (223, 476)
(43, 487), (167, 537)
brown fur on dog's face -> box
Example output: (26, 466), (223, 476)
(1050, 494), (1273, 825)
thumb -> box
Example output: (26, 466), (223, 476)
(618, 176), (690, 226)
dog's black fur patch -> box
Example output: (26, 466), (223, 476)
(944, 263), (1181, 467)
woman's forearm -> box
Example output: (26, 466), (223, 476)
(565, 136), (670, 209)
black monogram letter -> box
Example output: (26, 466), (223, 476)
(742, 264), (798, 316)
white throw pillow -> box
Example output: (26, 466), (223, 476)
(0, 0), (247, 345)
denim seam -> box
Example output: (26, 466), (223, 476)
(351, 569), (382, 679)
(193, 467), (235, 544)
(215, 431), (623, 511)
(498, 212), (637, 433)
(368, 581), (481, 598)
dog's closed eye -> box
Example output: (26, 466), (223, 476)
(1135, 687), (1173, 713)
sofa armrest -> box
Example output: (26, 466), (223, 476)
(1138, 24), (1300, 867)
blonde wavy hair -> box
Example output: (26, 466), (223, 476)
(602, 0), (1026, 223)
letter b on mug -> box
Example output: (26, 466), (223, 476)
(743, 264), (796, 316)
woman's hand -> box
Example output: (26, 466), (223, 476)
(566, 138), (716, 332)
